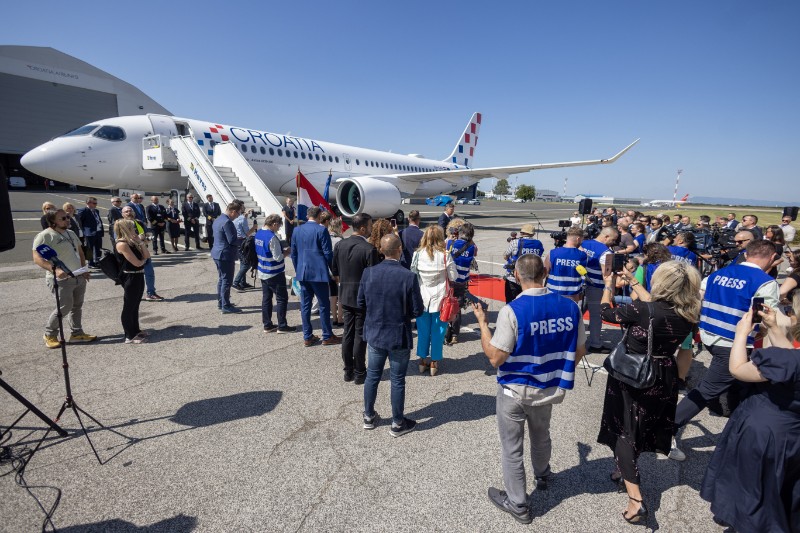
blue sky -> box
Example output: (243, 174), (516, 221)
(5, 1), (799, 202)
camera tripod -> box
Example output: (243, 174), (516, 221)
(0, 370), (68, 442)
(16, 266), (131, 472)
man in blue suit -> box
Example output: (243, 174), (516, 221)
(126, 193), (147, 226)
(77, 196), (104, 268)
(399, 210), (423, 269)
(211, 202), (243, 314)
(359, 234), (424, 437)
(291, 206), (341, 347)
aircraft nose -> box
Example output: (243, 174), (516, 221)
(20, 147), (52, 176)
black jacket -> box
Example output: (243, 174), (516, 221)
(331, 235), (381, 308)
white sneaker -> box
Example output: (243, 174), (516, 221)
(668, 438), (686, 461)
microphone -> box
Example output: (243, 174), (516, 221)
(576, 265), (588, 280)
(36, 244), (75, 278)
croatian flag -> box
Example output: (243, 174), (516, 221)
(296, 170), (349, 230)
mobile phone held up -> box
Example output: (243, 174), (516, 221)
(751, 297), (765, 324)
(612, 253), (627, 274)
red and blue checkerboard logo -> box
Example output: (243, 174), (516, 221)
(197, 124), (230, 156)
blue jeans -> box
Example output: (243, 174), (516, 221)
(234, 240), (249, 286)
(214, 259), (235, 308)
(416, 310), (447, 361)
(363, 345), (411, 426)
(143, 258), (156, 296)
(261, 275), (288, 327)
(299, 280), (332, 340)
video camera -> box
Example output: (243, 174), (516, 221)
(548, 220), (572, 248)
(249, 210), (261, 220)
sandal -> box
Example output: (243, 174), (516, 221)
(623, 496), (648, 524)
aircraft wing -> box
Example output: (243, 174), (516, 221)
(393, 139), (639, 185)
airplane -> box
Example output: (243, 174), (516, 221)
(643, 194), (690, 208)
(21, 112), (639, 222)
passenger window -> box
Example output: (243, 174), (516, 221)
(277, 148), (283, 156)
(380, 162), (385, 168)
(260, 146), (266, 154)
(335, 157), (339, 163)
(92, 125), (126, 141)
(301, 152), (306, 159)
(315, 154), (320, 161)
(269, 148), (275, 155)
(241, 144), (248, 153)
(251, 145), (256, 153)
(294, 151), (299, 158)
(356, 159), (360, 165)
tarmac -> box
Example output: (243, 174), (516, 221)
(1, 195), (726, 532)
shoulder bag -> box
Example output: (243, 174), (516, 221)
(438, 250), (459, 323)
(603, 302), (656, 389)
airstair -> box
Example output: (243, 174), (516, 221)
(143, 135), (285, 238)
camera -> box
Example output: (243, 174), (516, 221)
(249, 210), (261, 220)
(558, 220), (571, 228)
(507, 231), (518, 243)
(661, 225), (678, 241)
(549, 231), (567, 248)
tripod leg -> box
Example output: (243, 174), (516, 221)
(19, 402), (69, 472)
(73, 403), (134, 440)
(69, 404), (104, 465)
(0, 377), (68, 438)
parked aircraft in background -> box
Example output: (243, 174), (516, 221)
(22, 112), (638, 222)
(644, 193), (690, 208)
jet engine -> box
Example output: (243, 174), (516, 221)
(336, 177), (402, 219)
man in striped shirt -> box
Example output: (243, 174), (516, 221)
(473, 254), (586, 524)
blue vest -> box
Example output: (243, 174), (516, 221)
(546, 247), (587, 295)
(668, 245), (697, 266)
(504, 238), (544, 272)
(448, 239), (476, 283)
(255, 229), (285, 276)
(700, 264), (773, 344)
(633, 234), (645, 254)
(645, 262), (660, 290)
(581, 239), (610, 288)
(499, 292), (580, 389)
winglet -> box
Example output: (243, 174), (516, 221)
(601, 139), (640, 164)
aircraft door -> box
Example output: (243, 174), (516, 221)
(343, 153), (352, 172)
(148, 114), (179, 138)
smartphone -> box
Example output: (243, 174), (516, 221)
(612, 253), (627, 273)
(390, 219), (397, 228)
(751, 297), (765, 323)
(465, 291), (489, 311)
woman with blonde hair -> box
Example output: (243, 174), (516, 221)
(411, 225), (456, 375)
(598, 260), (700, 524)
(114, 219), (150, 344)
(39, 201), (57, 229)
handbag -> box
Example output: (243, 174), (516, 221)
(438, 250), (459, 323)
(603, 302), (656, 389)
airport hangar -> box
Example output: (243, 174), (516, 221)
(0, 45), (170, 189)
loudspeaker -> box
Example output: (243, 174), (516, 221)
(782, 206), (798, 222)
(0, 165), (15, 253)
(578, 198), (593, 215)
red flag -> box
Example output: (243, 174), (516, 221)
(296, 170), (349, 230)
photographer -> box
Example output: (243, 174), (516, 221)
(232, 205), (259, 292)
(503, 223), (544, 303)
(584, 215), (601, 240)
(446, 222), (478, 345)
(581, 227), (618, 352)
(544, 226), (587, 303)
(668, 231), (698, 267)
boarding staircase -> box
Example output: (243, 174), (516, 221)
(143, 135), (285, 238)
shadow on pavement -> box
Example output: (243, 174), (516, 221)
(171, 390), (283, 427)
(406, 392), (495, 431)
(57, 513), (198, 532)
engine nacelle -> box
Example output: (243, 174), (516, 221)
(336, 177), (402, 219)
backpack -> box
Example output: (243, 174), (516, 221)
(98, 249), (123, 285)
(240, 235), (258, 268)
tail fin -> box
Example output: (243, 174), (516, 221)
(680, 193), (689, 202)
(444, 112), (481, 167)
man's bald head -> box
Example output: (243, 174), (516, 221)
(380, 234), (402, 259)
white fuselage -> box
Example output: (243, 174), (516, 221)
(21, 114), (478, 198)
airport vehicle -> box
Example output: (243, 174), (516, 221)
(644, 193), (690, 208)
(466, 199), (481, 205)
(513, 198), (526, 203)
(22, 112), (638, 224)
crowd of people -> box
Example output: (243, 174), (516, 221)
(31, 198), (800, 529)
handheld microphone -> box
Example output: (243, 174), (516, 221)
(576, 265), (588, 279)
(36, 244), (75, 278)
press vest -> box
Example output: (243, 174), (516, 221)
(581, 239), (610, 288)
(668, 245), (697, 266)
(498, 292), (580, 389)
(645, 262), (659, 290)
(546, 247), (587, 295)
(700, 264), (773, 345)
(504, 238), (544, 272)
(255, 229), (285, 276)
(448, 239), (476, 283)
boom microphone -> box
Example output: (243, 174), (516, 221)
(36, 244), (75, 278)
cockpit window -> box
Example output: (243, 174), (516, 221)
(61, 125), (99, 137)
(92, 125), (126, 141)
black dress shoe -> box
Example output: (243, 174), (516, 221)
(343, 370), (354, 382)
(354, 372), (366, 385)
